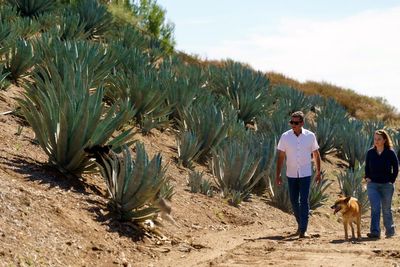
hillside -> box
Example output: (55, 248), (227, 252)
(267, 72), (400, 124)
(1, 1), (400, 266)
(1, 86), (400, 266)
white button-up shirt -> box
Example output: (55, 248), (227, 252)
(277, 128), (319, 178)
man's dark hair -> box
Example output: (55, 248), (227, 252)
(291, 111), (304, 121)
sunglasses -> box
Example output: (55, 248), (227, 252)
(289, 120), (302, 125)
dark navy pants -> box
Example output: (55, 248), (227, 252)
(287, 176), (311, 233)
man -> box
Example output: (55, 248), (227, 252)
(275, 111), (321, 238)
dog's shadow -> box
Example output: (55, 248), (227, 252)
(330, 237), (379, 244)
(245, 232), (303, 242)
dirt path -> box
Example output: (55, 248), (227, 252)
(143, 219), (400, 267)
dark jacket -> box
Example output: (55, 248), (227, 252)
(365, 147), (399, 183)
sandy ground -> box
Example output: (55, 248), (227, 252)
(0, 86), (400, 267)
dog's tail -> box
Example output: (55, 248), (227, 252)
(155, 197), (178, 226)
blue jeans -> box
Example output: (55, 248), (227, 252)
(287, 176), (311, 233)
(367, 182), (395, 236)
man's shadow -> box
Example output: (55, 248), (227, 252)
(244, 232), (303, 242)
(330, 236), (381, 244)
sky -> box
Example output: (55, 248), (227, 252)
(157, 0), (400, 112)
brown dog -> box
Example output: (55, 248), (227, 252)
(331, 196), (361, 240)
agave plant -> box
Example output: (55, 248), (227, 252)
(110, 45), (151, 78)
(11, 16), (42, 39)
(176, 131), (202, 169)
(110, 69), (173, 133)
(211, 139), (262, 205)
(88, 144), (168, 222)
(207, 60), (270, 125)
(7, 0), (57, 18)
(187, 170), (213, 197)
(309, 171), (332, 210)
(4, 38), (35, 85)
(18, 61), (134, 176)
(272, 85), (312, 115)
(187, 170), (203, 193)
(200, 179), (214, 197)
(178, 95), (232, 163)
(33, 37), (117, 88)
(338, 119), (372, 169)
(266, 164), (292, 213)
(308, 115), (337, 159)
(159, 177), (175, 201)
(0, 4), (18, 22)
(111, 25), (152, 51)
(164, 59), (206, 123)
(0, 65), (10, 90)
(316, 97), (349, 125)
(248, 133), (277, 194)
(0, 19), (14, 54)
(256, 110), (291, 139)
(75, 0), (113, 40)
(388, 128), (400, 157)
(55, 9), (89, 41)
(337, 162), (369, 214)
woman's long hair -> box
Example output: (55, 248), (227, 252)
(374, 129), (393, 150)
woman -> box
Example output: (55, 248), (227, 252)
(365, 129), (398, 238)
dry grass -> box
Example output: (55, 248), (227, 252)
(268, 72), (400, 126)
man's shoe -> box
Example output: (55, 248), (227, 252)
(385, 233), (395, 238)
(299, 232), (310, 238)
(367, 233), (380, 238)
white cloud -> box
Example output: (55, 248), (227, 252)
(198, 6), (400, 111)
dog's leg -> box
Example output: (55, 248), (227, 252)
(343, 221), (349, 240)
(350, 221), (355, 239)
(356, 214), (361, 239)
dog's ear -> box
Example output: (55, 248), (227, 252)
(338, 194), (344, 198)
(344, 196), (351, 203)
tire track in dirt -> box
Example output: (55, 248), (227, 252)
(205, 231), (400, 267)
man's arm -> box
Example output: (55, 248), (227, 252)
(312, 149), (321, 183)
(276, 150), (285, 185)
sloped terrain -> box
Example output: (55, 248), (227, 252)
(1, 86), (400, 267)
